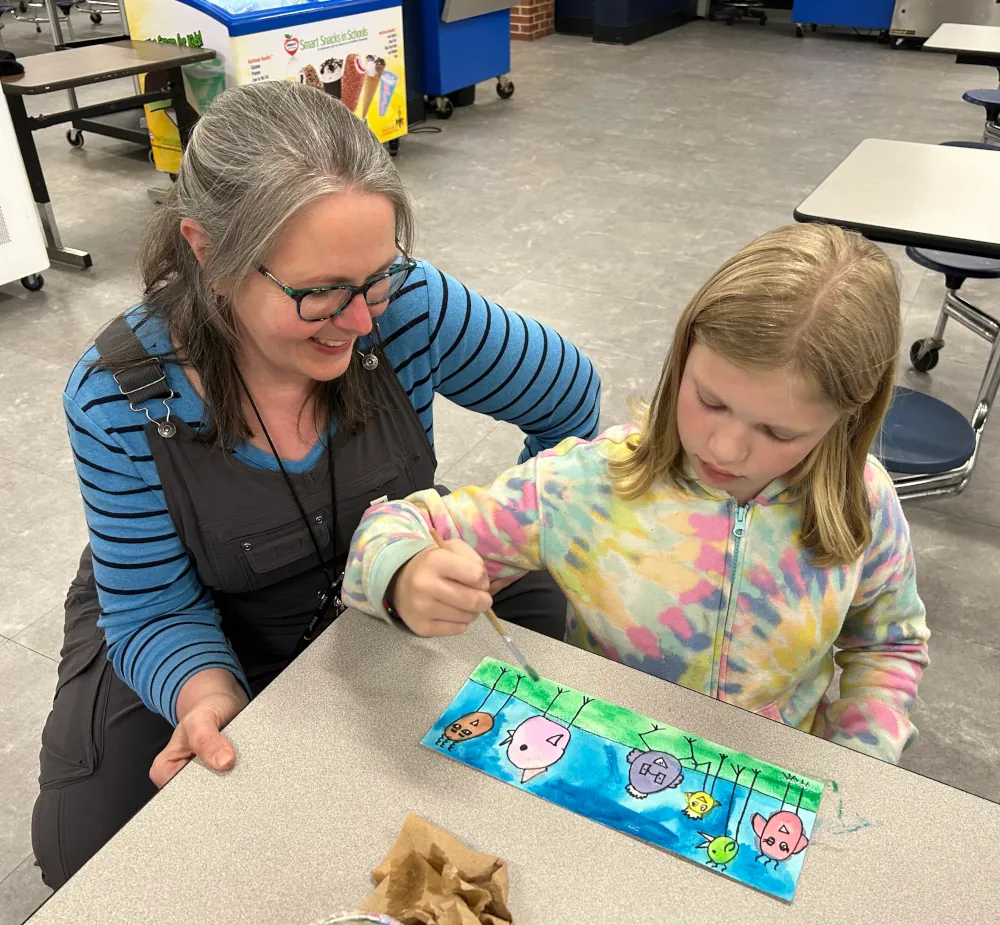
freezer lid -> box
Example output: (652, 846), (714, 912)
(179, 0), (401, 35)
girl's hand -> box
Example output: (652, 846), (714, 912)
(391, 538), (492, 636)
(149, 669), (249, 788)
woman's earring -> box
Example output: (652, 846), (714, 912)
(359, 322), (381, 371)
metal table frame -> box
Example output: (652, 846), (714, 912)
(1, 43), (210, 268)
(794, 137), (1000, 500)
(924, 23), (1000, 86)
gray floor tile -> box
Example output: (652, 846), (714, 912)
(0, 458), (88, 637)
(499, 278), (680, 363)
(0, 855), (51, 925)
(906, 507), (1000, 651)
(899, 630), (1000, 804)
(430, 396), (503, 476)
(0, 348), (76, 485)
(437, 421), (532, 489)
(12, 609), (64, 664)
(0, 642), (56, 882)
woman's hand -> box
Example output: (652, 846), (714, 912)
(149, 668), (249, 789)
(390, 538), (492, 637)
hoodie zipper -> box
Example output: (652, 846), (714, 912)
(711, 501), (752, 697)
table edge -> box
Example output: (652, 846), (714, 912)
(0, 46), (217, 95)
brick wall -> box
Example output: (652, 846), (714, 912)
(510, 0), (554, 40)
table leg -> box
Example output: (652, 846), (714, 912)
(167, 65), (198, 149)
(42, 0), (64, 47)
(6, 94), (93, 270)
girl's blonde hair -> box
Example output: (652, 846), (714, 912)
(610, 223), (901, 567)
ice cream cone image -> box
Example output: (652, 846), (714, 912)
(340, 53), (366, 113)
(378, 70), (399, 117)
(358, 56), (386, 118)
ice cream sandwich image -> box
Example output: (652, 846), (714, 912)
(299, 64), (324, 91)
(319, 57), (343, 99)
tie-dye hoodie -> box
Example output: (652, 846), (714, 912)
(344, 425), (929, 764)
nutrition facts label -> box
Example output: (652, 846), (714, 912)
(247, 54), (274, 83)
(381, 27), (399, 60)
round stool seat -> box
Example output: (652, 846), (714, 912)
(878, 388), (975, 475)
(904, 247), (1000, 279)
(963, 88), (1000, 120)
(940, 140), (998, 150)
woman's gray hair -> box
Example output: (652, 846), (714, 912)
(137, 80), (415, 445)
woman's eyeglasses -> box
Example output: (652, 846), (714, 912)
(257, 253), (417, 322)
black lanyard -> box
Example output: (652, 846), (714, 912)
(237, 371), (345, 654)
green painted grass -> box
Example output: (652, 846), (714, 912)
(470, 657), (823, 813)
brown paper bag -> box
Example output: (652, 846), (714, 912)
(358, 814), (512, 925)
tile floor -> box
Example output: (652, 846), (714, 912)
(2, 8), (1000, 922)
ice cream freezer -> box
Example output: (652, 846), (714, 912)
(891, 0), (1000, 42)
(416, 0), (515, 118)
(123, 0), (409, 173)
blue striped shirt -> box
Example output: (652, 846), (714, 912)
(65, 261), (601, 723)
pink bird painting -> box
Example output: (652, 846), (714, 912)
(500, 688), (593, 783)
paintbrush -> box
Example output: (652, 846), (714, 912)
(428, 528), (540, 682)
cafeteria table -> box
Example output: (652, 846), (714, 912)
(25, 609), (1000, 925)
(924, 23), (1000, 84)
(0, 39), (214, 269)
(793, 138), (1000, 259)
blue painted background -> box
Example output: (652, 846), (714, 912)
(422, 678), (818, 902)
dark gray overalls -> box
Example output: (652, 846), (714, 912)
(32, 317), (566, 889)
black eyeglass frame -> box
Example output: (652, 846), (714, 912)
(257, 251), (417, 322)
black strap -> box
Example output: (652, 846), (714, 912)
(94, 316), (172, 406)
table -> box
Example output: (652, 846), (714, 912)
(925, 23), (1000, 82)
(793, 138), (1000, 259)
(26, 610), (1000, 925)
(0, 40), (213, 269)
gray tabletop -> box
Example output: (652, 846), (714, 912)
(925, 22), (1000, 56)
(27, 610), (1000, 925)
(0, 40), (216, 96)
(794, 138), (1000, 258)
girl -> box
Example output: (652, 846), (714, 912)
(343, 223), (929, 765)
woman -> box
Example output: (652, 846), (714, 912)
(33, 81), (601, 888)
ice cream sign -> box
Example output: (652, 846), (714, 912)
(283, 29), (371, 54)
(229, 6), (407, 144)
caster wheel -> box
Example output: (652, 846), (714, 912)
(877, 30), (890, 44)
(90, 11), (102, 22)
(810, 22), (817, 31)
(909, 339), (940, 373)
(387, 138), (400, 157)
(66, 129), (84, 147)
(17, 1), (26, 12)
(496, 79), (514, 100)
(795, 25), (803, 37)
(21, 274), (44, 292)
(434, 97), (454, 120)
(759, 15), (766, 25)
